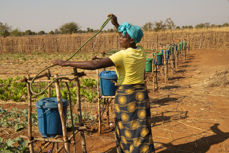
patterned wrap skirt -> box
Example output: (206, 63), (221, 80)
(114, 84), (155, 153)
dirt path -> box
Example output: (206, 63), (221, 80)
(147, 49), (229, 153)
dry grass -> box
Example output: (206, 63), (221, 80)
(204, 70), (229, 87)
(0, 27), (228, 54)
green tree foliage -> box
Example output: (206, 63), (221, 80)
(49, 30), (55, 34)
(181, 25), (193, 29)
(0, 22), (11, 37)
(142, 22), (153, 31)
(59, 22), (79, 34)
(195, 22), (210, 29)
(24, 30), (36, 35)
(38, 31), (45, 35)
(10, 29), (23, 36)
(86, 27), (94, 32)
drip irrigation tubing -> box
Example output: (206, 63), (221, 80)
(30, 16), (112, 96)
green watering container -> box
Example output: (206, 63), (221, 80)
(145, 58), (152, 72)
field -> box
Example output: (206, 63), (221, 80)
(0, 32), (229, 152)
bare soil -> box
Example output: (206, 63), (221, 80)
(0, 48), (229, 153)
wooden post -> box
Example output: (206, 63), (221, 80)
(54, 75), (70, 153)
(97, 69), (102, 134)
(163, 50), (168, 83)
(152, 53), (156, 91)
(165, 59), (168, 83)
(65, 82), (76, 153)
(106, 99), (110, 126)
(47, 69), (51, 98)
(155, 66), (158, 90)
(73, 68), (87, 153)
(175, 45), (178, 70)
(26, 75), (34, 153)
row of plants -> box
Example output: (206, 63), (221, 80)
(0, 107), (96, 153)
(0, 77), (98, 103)
(0, 107), (95, 130)
(0, 137), (28, 153)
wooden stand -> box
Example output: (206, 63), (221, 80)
(24, 69), (87, 153)
(97, 69), (115, 135)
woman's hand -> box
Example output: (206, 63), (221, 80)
(108, 14), (119, 28)
(52, 59), (67, 66)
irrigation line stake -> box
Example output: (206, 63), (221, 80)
(26, 74), (34, 153)
(73, 68), (87, 153)
(55, 75), (70, 153)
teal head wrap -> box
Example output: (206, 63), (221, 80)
(118, 22), (143, 43)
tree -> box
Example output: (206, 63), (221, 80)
(86, 27), (94, 32)
(38, 31), (46, 35)
(54, 29), (60, 34)
(24, 30), (36, 35)
(195, 22), (210, 29)
(59, 22), (79, 34)
(142, 22), (153, 31)
(10, 29), (23, 36)
(181, 25), (193, 29)
(49, 31), (55, 34)
(176, 26), (181, 29)
(153, 21), (166, 32)
(222, 22), (229, 27)
(165, 18), (176, 30)
(0, 22), (11, 37)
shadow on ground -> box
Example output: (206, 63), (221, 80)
(168, 76), (185, 81)
(157, 123), (229, 153)
(151, 97), (178, 106)
(151, 110), (188, 127)
(160, 85), (181, 90)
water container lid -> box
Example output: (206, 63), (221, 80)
(99, 71), (117, 79)
(36, 97), (69, 109)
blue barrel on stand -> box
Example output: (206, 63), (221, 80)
(36, 97), (69, 137)
(99, 71), (117, 96)
(153, 52), (163, 65)
(162, 49), (170, 60)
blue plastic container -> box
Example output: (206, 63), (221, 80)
(36, 97), (69, 137)
(99, 71), (117, 96)
(161, 50), (170, 60)
(153, 53), (163, 65)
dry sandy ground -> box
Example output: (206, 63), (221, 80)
(0, 48), (229, 153)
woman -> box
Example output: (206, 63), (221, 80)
(53, 14), (155, 153)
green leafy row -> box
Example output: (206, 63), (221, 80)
(0, 77), (98, 103)
(0, 137), (29, 153)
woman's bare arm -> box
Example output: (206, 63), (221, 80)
(52, 57), (114, 70)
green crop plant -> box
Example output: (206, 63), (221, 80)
(0, 77), (27, 101)
(0, 107), (37, 131)
(0, 76), (99, 104)
(0, 137), (29, 153)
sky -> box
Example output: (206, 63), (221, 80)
(0, 0), (229, 32)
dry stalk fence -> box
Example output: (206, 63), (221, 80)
(0, 29), (229, 54)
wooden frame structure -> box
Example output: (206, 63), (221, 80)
(96, 69), (115, 135)
(23, 68), (87, 153)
